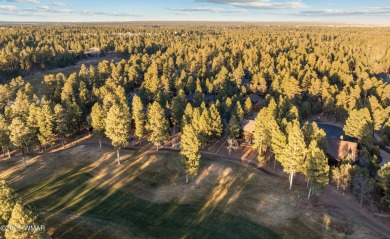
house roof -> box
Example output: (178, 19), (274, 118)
(246, 94), (263, 103)
(240, 119), (255, 133)
(254, 99), (266, 107)
(327, 138), (358, 161)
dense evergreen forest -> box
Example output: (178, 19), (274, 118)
(0, 24), (390, 211)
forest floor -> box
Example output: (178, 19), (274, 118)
(1, 136), (388, 238)
(22, 53), (121, 90)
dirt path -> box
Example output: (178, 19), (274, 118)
(317, 186), (390, 239)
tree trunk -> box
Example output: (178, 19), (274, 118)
(7, 148), (10, 158)
(62, 140), (65, 149)
(22, 147), (26, 169)
(273, 157), (276, 171)
(259, 136), (263, 155)
(99, 138), (102, 148)
(116, 149), (121, 165)
(185, 174), (189, 184)
(156, 144), (159, 151)
(289, 172), (294, 190)
(308, 187), (312, 199)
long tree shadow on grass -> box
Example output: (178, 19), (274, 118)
(16, 150), (279, 239)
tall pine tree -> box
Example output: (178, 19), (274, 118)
(146, 101), (169, 150)
(0, 114), (11, 157)
(9, 117), (33, 168)
(305, 141), (330, 199)
(281, 120), (306, 189)
(180, 124), (201, 184)
(90, 102), (106, 148)
(105, 103), (131, 165)
(132, 95), (145, 140)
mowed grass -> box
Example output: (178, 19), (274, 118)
(20, 171), (275, 238)
(7, 146), (327, 239)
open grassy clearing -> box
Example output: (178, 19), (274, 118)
(23, 53), (120, 91)
(0, 145), (375, 239)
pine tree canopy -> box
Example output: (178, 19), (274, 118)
(105, 103), (131, 150)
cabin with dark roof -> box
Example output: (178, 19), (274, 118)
(245, 94), (266, 112)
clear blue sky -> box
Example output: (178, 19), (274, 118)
(0, 0), (389, 24)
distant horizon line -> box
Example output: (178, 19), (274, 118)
(0, 20), (389, 27)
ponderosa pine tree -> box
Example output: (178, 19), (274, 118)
(191, 108), (202, 136)
(227, 115), (240, 139)
(181, 103), (193, 130)
(376, 163), (390, 209)
(54, 104), (69, 148)
(180, 124), (201, 184)
(208, 103), (222, 141)
(331, 164), (352, 192)
(90, 102), (106, 148)
(0, 179), (16, 235)
(132, 95), (145, 140)
(305, 141), (330, 199)
(269, 118), (286, 170)
(26, 104), (40, 151)
(9, 117), (33, 168)
(5, 202), (48, 239)
(253, 108), (272, 160)
(146, 101), (169, 151)
(105, 103), (131, 165)
(352, 167), (374, 205)
(281, 120), (306, 189)
(37, 100), (55, 151)
(171, 91), (186, 128)
(193, 81), (204, 107)
(233, 101), (245, 122)
(302, 122), (328, 153)
(11, 89), (30, 120)
(244, 97), (253, 118)
(344, 108), (373, 145)
(199, 109), (212, 146)
(0, 114), (11, 157)
(368, 96), (387, 131)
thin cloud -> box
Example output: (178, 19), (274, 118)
(51, 1), (65, 6)
(6, 0), (40, 3)
(169, 7), (246, 13)
(300, 7), (390, 16)
(37, 5), (49, 10)
(80, 10), (142, 17)
(0, 5), (17, 11)
(195, 0), (307, 9)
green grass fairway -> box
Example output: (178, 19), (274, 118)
(2, 146), (339, 238)
(19, 170), (277, 239)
